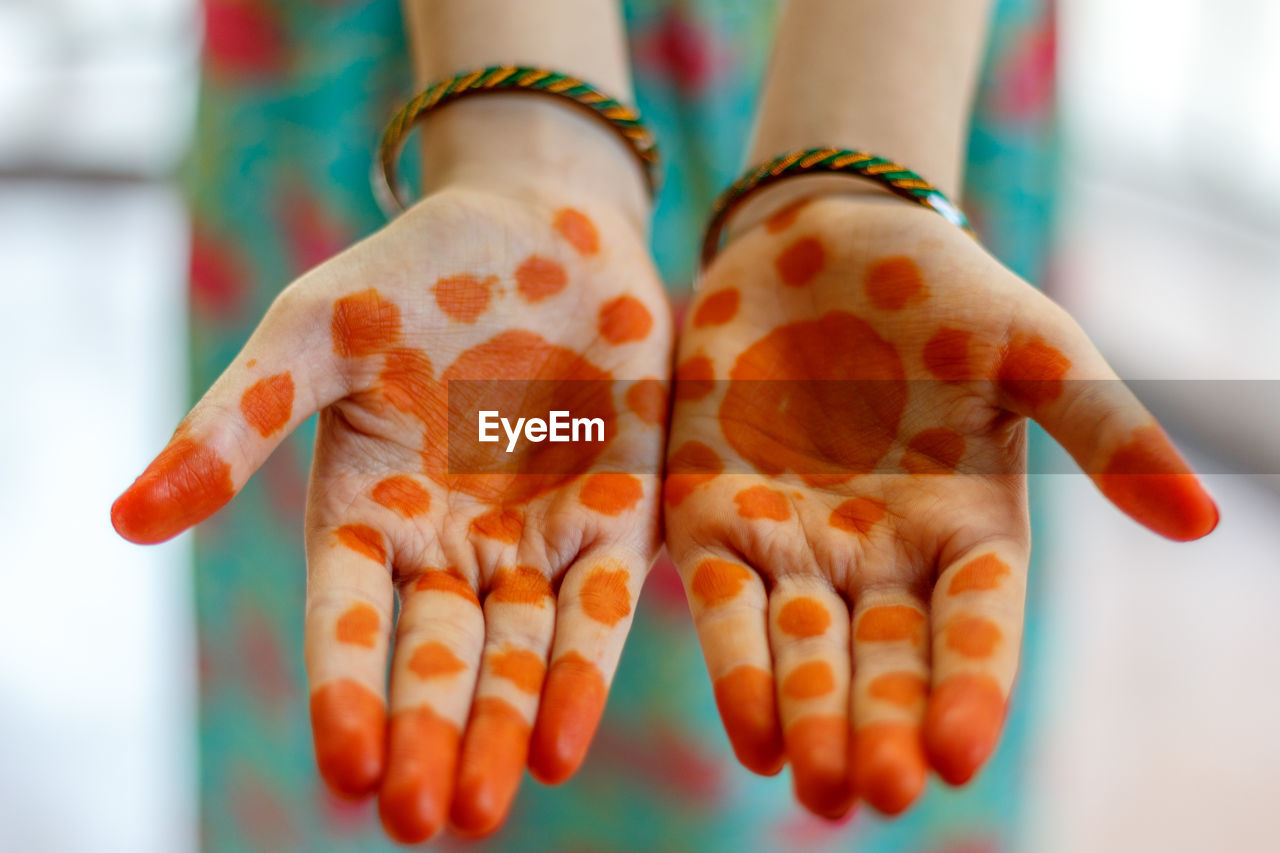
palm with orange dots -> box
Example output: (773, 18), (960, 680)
(111, 186), (671, 841)
(665, 195), (1218, 819)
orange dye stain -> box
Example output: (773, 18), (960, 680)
(945, 616), (1002, 658)
(434, 273), (496, 324)
(578, 565), (632, 626)
(782, 660), (836, 700)
(515, 255), (568, 302)
(335, 602), (380, 648)
(733, 485), (791, 521)
(868, 672), (928, 708)
(786, 714), (855, 819)
(720, 312), (906, 485)
(598, 295), (654, 344)
(856, 606), (925, 644)
(1097, 424), (1219, 542)
(450, 696), (531, 835)
(924, 673), (1006, 785)
(693, 288), (741, 328)
(335, 524), (386, 564)
(829, 497), (886, 536)
(332, 288), (401, 358)
(408, 641), (467, 680)
(489, 647), (546, 694)
(309, 679), (386, 797)
(948, 553), (1011, 595)
(777, 597), (831, 638)
(379, 348), (440, 425)
(625, 378), (668, 426)
(378, 706), (460, 843)
(851, 722), (926, 816)
(923, 327), (974, 383)
(489, 566), (553, 607)
(865, 256), (928, 310)
(765, 198), (811, 233)
(470, 507), (523, 544)
(553, 208), (599, 256)
(414, 569), (479, 606)
(775, 237), (826, 287)
(240, 371), (294, 437)
(674, 354), (715, 401)
(245, 358), (257, 369)
(996, 336), (1071, 408)
(371, 475), (432, 518)
(110, 436), (235, 545)
(529, 651), (608, 784)
(713, 665), (785, 776)
(663, 440), (723, 506)
(901, 428), (966, 474)
(690, 558), (753, 607)
(578, 472), (643, 516)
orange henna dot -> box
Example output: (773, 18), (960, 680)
(489, 566), (553, 606)
(578, 472), (643, 516)
(245, 358), (257, 369)
(830, 497), (886, 536)
(450, 696), (530, 835)
(733, 485), (791, 521)
(674, 354), (715, 401)
(945, 616), (1002, 658)
(865, 256), (928, 310)
(379, 348), (440, 424)
(868, 672), (928, 708)
(782, 660), (836, 700)
(470, 507), (523, 544)
(713, 665), (785, 776)
(1097, 424), (1219, 541)
(408, 641), (467, 680)
(786, 715), (855, 819)
(553, 208), (599, 256)
(335, 524), (386, 564)
(489, 647), (546, 694)
(598, 295), (653, 344)
(529, 652), (608, 784)
(765, 198), (810, 233)
(378, 707), (460, 843)
(335, 602), (380, 648)
(852, 722), (927, 816)
(578, 565), (632, 626)
(901, 428), (965, 474)
(111, 436), (235, 545)
(514, 255), (568, 302)
(240, 371), (294, 437)
(371, 475), (432, 518)
(856, 606), (925, 644)
(663, 440), (722, 506)
(775, 237), (826, 287)
(997, 336), (1071, 408)
(690, 558), (752, 608)
(948, 553), (1011, 595)
(924, 674), (1006, 784)
(414, 569), (479, 605)
(310, 679), (386, 797)
(434, 273), (495, 324)
(332, 288), (401, 358)
(778, 597), (831, 638)
(923, 327), (974, 383)
(692, 288), (740, 328)
(626, 378), (667, 426)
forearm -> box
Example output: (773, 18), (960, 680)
(401, 0), (647, 224)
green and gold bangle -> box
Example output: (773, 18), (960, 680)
(701, 147), (973, 268)
(374, 65), (660, 217)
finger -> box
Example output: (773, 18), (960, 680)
(377, 568), (484, 843)
(924, 539), (1028, 785)
(449, 566), (556, 837)
(304, 519), (395, 798)
(677, 550), (784, 776)
(529, 548), (648, 784)
(847, 588), (931, 815)
(111, 283), (355, 544)
(995, 302), (1218, 541)
(769, 578), (855, 819)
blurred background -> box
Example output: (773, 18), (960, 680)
(0, 0), (1277, 851)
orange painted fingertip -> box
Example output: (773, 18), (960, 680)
(309, 679), (387, 798)
(110, 437), (235, 544)
(923, 674), (1006, 785)
(851, 723), (927, 816)
(712, 666), (785, 776)
(377, 707), (461, 844)
(786, 715), (856, 819)
(449, 697), (531, 837)
(528, 653), (609, 784)
(1097, 426), (1219, 541)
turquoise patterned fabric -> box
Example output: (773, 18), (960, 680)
(189, 1), (1058, 850)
